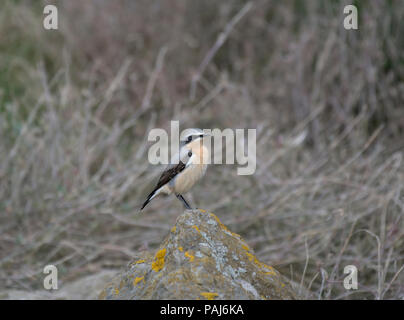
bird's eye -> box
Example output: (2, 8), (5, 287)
(188, 151), (192, 157)
(187, 136), (192, 142)
(199, 134), (203, 138)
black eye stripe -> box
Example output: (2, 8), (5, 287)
(185, 133), (204, 144)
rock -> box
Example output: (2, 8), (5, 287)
(99, 210), (300, 300)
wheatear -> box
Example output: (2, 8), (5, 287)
(141, 128), (210, 210)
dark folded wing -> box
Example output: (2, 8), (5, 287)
(140, 159), (188, 210)
(153, 160), (186, 192)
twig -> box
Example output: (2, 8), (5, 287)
(190, 2), (253, 100)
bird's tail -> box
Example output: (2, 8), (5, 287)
(140, 189), (158, 211)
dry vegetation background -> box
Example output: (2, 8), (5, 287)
(0, 0), (403, 299)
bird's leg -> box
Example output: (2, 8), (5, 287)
(176, 194), (193, 210)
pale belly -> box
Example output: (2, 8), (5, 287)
(171, 164), (207, 194)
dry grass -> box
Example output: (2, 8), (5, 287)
(0, 0), (403, 299)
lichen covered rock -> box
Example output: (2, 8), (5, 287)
(99, 210), (300, 300)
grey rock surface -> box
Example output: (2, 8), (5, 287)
(100, 209), (301, 300)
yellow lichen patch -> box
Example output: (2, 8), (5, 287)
(210, 213), (240, 238)
(171, 226), (176, 233)
(242, 244), (250, 251)
(200, 292), (218, 300)
(185, 251), (195, 262)
(199, 209), (206, 213)
(262, 264), (277, 276)
(245, 250), (256, 263)
(253, 258), (264, 268)
(191, 225), (200, 233)
(178, 246), (183, 252)
(210, 213), (229, 231)
(211, 213), (240, 236)
(151, 248), (167, 272)
(133, 276), (144, 286)
(134, 259), (145, 264)
(114, 288), (120, 295)
(264, 270), (277, 276)
(245, 251), (267, 270)
(244, 248), (277, 276)
(230, 231), (241, 238)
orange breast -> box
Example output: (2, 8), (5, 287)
(172, 141), (209, 194)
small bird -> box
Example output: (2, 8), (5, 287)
(141, 128), (210, 210)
